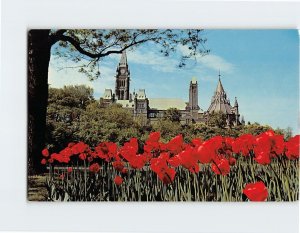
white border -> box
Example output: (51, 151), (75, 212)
(1, 0), (299, 232)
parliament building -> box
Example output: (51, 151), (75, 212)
(100, 51), (244, 127)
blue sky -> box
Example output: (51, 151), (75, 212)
(48, 30), (299, 134)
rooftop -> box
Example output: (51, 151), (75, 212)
(148, 98), (187, 110)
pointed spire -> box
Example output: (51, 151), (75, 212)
(216, 71), (225, 93)
(234, 97), (238, 107)
(207, 71), (232, 114)
(119, 50), (127, 67)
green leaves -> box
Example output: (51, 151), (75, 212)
(163, 108), (181, 122)
(46, 85), (94, 149)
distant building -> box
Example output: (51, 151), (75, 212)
(100, 50), (244, 127)
(204, 71), (244, 127)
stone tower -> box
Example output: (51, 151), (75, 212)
(189, 77), (200, 121)
(115, 50), (130, 100)
(189, 77), (199, 110)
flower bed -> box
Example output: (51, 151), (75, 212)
(41, 130), (299, 201)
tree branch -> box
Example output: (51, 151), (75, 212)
(57, 34), (154, 59)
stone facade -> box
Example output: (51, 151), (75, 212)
(100, 51), (244, 126)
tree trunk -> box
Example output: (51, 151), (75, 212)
(28, 30), (51, 174)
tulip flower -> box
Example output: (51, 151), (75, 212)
(243, 181), (268, 201)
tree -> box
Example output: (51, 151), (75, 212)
(239, 123), (272, 136)
(46, 85), (94, 150)
(163, 108), (181, 122)
(207, 112), (227, 128)
(274, 126), (293, 140)
(153, 119), (182, 142)
(28, 29), (209, 173)
(76, 103), (139, 146)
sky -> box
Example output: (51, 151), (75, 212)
(48, 30), (299, 134)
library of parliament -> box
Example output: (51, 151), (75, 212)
(100, 50), (245, 127)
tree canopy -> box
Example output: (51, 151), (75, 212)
(206, 112), (227, 128)
(46, 85), (94, 149)
(163, 108), (182, 122)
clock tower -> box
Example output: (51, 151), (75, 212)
(115, 50), (130, 100)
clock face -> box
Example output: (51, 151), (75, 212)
(120, 69), (126, 74)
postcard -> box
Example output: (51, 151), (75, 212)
(27, 29), (299, 202)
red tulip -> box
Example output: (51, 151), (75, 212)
(285, 135), (300, 160)
(254, 151), (271, 165)
(60, 147), (73, 158)
(196, 141), (216, 164)
(68, 142), (75, 148)
(42, 148), (49, 157)
(254, 131), (285, 158)
(41, 158), (47, 165)
(168, 155), (181, 167)
(191, 138), (202, 147)
(160, 168), (176, 184)
(67, 167), (73, 173)
(89, 163), (101, 173)
(144, 141), (160, 153)
(121, 168), (128, 174)
(264, 130), (275, 137)
(271, 135), (285, 156)
(211, 158), (230, 175)
(166, 134), (184, 154)
(232, 134), (255, 156)
(48, 158), (54, 163)
(95, 142), (118, 161)
(114, 176), (123, 185)
(79, 153), (87, 160)
(148, 131), (161, 142)
(51, 153), (70, 163)
(177, 146), (200, 173)
(72, 141), (88, 154)
(128, 154), (147, 169)
(112, 161), (125, 172)
(119, 138), (139, 161)
(243, 181), (268, 201)
(228, 157), (236, 166)
(150, 154), (176, 184)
